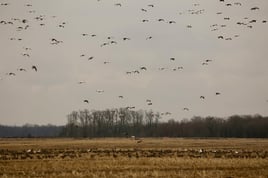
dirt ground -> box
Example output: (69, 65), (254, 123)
(0, 138), (268, 177)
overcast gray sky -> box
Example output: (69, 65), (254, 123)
(0, 0), (268, 125)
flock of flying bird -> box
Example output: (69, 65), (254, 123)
(0, 0), (267, 120)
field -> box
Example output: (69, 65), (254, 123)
(0, 138), (268, 177)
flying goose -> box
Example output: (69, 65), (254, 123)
(140, 67), (147, 71)
(114, 3), (122, 7)
(17, 68), (27, 72)
(32, 65), (37, 72)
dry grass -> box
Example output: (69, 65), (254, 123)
(0, 138), (268, 177)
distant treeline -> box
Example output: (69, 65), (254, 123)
(61, 108), (268, 138)
(0, 124), (63, 138)
(1, 108), (268, 138)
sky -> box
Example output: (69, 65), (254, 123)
(0, 0), (268, 126)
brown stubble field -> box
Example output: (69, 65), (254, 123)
(0, 138), (268, 177)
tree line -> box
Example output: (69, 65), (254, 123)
(60, 108), (268, 138)
(0, 124), (63, 138)
(0, 108), (267, 138)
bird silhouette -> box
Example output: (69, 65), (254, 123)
(110, 40), (117, 44)
(22, 19), (27, 23)
(17, 68), (27, 72)
(114, 3), (122, 7)
(78, 81), (86, 84)
(6, 72), (16, 76)
(146, 36), (152, 40)
(140, 67), (147, 71)
(0, 20), (7, 24)
(133, 70), (140, 74)
(168, 21), (176, 24)
(234, 2), (242, 6)
(22, 53), (30, 57)
(187, 25), (192, 28)
(23, 47), (32, 51)
(200, 96), (205, 99)
(50, 38), (62, 45)
(32, 65), (37, 72)
(251, 7), (259, 10)
(83, 100), (89, 103)
(100, 42), (109, 47)
(96, 90), (104, 93)
(141, 8), (147, 12)
(123, 37), (130, 41)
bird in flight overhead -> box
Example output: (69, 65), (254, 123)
(32, 66), (37, 72)
(114, 3), (122, 7)
(96, 90), (104, 93)
(140, 67), (147, 71)
(6, 72), (16, 76)
(78, 81), (86, 84)
(183, 108), (189, 111)
(17, 68), (27, 72)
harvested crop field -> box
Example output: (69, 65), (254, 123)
(0, 138), (268, 177)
